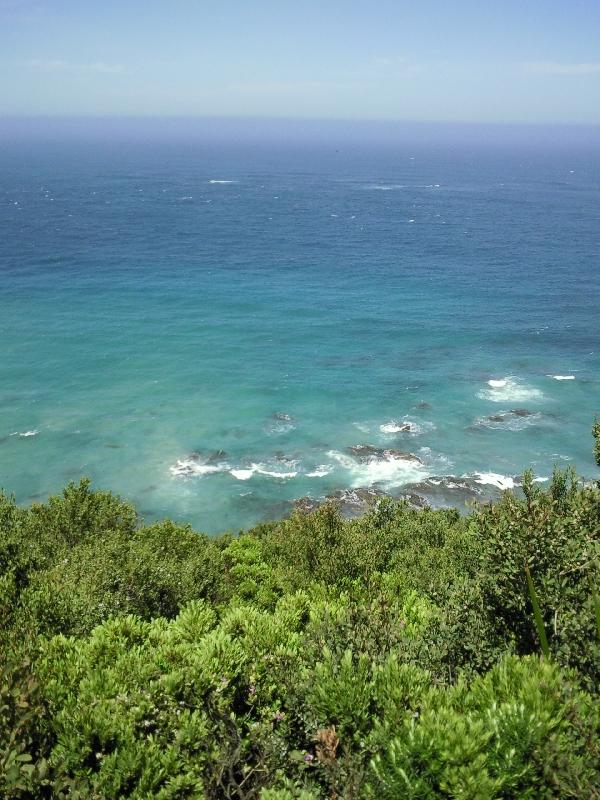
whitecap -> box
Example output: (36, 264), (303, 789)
(478, 377), (544, 403)
(170, 459), (224, 477)
(266, 415), (296, 435)
(472, 472), (516, 491)
(10, 430), (39, 438)
(379, 421), (410, 434)
(365, 184), (407, 191)
(470, 471), (547, 491)
(230, 468), (255, 481)
(170, 451), (229, 478)
(551, 375), (575, 381)
(327, 449), (428, 490)
(208, 179), (236, 184)
(353, 422), (371, 434)
(230, 458), (299, 481)
(380, 418), (434, 436)
(255, 466), (298, 479)
(306, 465), (333, 478)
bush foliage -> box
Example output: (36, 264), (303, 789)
(1, 445), (599, 797)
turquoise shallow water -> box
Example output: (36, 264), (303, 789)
(1, 137), (599, 532)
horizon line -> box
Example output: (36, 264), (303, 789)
(2, 114), (600, 129)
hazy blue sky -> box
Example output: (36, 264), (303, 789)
(2, 0), (600, 123)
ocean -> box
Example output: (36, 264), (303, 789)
(2, 130), (599, 532)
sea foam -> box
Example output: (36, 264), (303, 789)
(472, 472), (516, 490)
(10, 430), (39, 438)
(170, 458), (226, 478)
(230, 468), (254, 481)
(478, 377), (544, 403)
(305, 465), (333, 478)
(327, 449), (428, 489)
(379, 418), (434, 435)
(379, 420), (411, 434)
(366, 184), (407, 191)
(470, 472), (547, 490)
(230, 462), (298, 481)
(473, 410), (545, 431)
(266, 413), (296, 435)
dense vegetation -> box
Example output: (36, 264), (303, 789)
(1, 435), (599, 798)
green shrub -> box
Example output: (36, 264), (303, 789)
(367, 656), (599, 799)
(0, 443), (599, 798)
(0, 654), (50, 798)
(469, 470), (600, 684)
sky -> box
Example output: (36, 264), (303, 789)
(1, 0), (600, 124)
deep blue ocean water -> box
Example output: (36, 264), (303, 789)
(2, 135), (599, 532)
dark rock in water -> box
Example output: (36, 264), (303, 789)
(478, 409), (538, 427)
(294, 496), (321, 515)
(293, 487), (388, 518)
(387, 449), (423, 464)
(397, 492), (429, 509)
(403, 476), (490, 509)
(207, 449), (228, 463)
(275, 450), (300, 463)
(329, 487), (386, 513)
(105, 442), (122, 449)
(380, 422), (413, 432)
(347, 445), (377, 460)
(171, 450), (229, 477)
(185, 449), (228, 464)
(415, 401), (432, 410)
(347, 444), (423, 464)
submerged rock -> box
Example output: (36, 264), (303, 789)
(273, 412), (294, 422)
(266, 412), (296, 435)
(473, 409), (541, 430)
